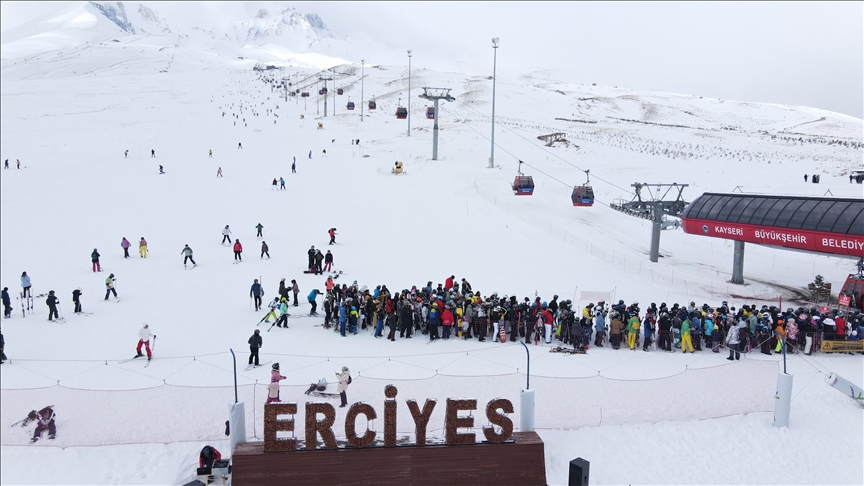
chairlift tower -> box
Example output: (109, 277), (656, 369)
(619, 183), (689, 263)
(419, 87), (455, 160)
(319, 74), (333, 117)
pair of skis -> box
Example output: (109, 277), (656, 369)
(120, 336), (156, 366)
(243, 360), (271, 372)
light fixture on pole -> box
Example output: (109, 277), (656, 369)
(407, 50), (412, 137)
(361, 59), (365, 122)
(490, 37), (499, 169)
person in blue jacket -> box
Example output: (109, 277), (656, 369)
(250, 279), (263, 311)
(428, 306), (440, 341)
(338, 301), (348, 336)
(307, 289), (322, 316)
(21, 272), (32, 298)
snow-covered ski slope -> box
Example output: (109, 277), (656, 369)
(1, 23), (862, 486)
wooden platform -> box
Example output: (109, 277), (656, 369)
(232, 431), (547, 486)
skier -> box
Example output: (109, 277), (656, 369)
(255, 223), (264, 238)
(46, 290), (59, 321)
(291, 279), (299, 307)
(248, 330), (262, 366)
(124, 150), (128, 158)
(91, 249), (102, 272)
(0, 331), (6, 363)
(307, 289), (322, 316)
(260, 297), (279, 324)
(250, 279), (263, 311)
(233, 240), (243, 262)
(322, 149), (327, 157)
(209, 149), (213, 158)
(323, 250), (333, 273)
(307, 246), (316, 271)
(104, 274), (118, 301)
(308, 150), (312, 159)
(16, 159), (20, 169)
(272, 178), (277, 189)
(291, 160), (296, 173)
(275, 297), (290, 328)
(2, 287), (11, 318)
(267, 363), (286, 403)
(221, 225), (232, 245)
(159, 165), (164, 174)
(72, 288), (82, 313)
(135, 323), (154, 361)
(336, 366), (351, 408)
(261, 241), (270, 259)
(328, 228), (337, 245)
(21, 272), (31, 298)
(314, 249), (324, 275)
(181, 244), (196, 268)
(279, 177), (285, 190)
(139, 237), (148, 258)
(121, 237), (131, 259)
(216, 167), (222, 177)
(151, 149), (155, 158)
(305, 378), (327, 395)
(27, 406), (56, 442)
(238, 142), (243, 149)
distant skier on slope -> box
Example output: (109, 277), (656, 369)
(26, 406), (56, 442)
(221, 225), (232, 245)
(135, 323), (154, 361)
(181, 244), (196, 268)
(46, 291), (59, 321)
(139, 237), (148, 258)
(233, 240), (243, 262)
(104, 274), (118, 301)
(248, 330), (262, 366)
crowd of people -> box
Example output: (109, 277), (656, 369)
(263, 274), (864, 358)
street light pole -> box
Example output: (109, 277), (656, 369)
(407, 50), (412, 137)
(490, 37), (499, 169)
(361, 59), (364, 122)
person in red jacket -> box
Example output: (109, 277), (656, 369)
(233, 240), (243, 262)
(444, 275), (455, 291)
(441, 305), (454, 339)
(540, 306), (555, 344)
(328, 227), (337, 245)
(199, 445), (221, 468)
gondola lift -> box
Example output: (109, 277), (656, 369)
(346, 100), (355, 110)
(571, 169), (594, 207)
(337, 88), (344, 95)
(396, 98), (407, 119)
(368, 99), (377, 110)
(512, 160), (535, 196)
(426, 106), (435, 119)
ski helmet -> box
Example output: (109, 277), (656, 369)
(272, 363), (280, 370)
(254, 329), (260, 334)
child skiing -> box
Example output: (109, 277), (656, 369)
(267, 363), (286, 403)
(121, 237), (131, 259)
(104, 274), (118, 301)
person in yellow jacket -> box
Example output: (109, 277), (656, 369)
(455, 305), (464, 338)
(139, 237), (148, 258)
(680, 316), (694, 353)
(626, 313), (641, 350)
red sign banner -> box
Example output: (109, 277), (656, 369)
(681, 218), (864, 257)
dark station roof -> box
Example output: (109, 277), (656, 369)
(681, 193), (864, 236)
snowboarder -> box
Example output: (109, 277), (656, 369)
(307, 289), (322, 315)
(248, 330), (262, 366)
(314, 249), (324, 275)
(221, 225), (232, 245)
(135, 323), (154, 361)
(72, 288), (82, 313)
(21, 272), (31, 298)
(151, 149), (155, 158)
(328, 228), (337, 245)
(307, 246), (316, 270)
(255, 223), (264, 238)
(104, 274), (118, 301)
(336, 366), (351, 408)
(216, 167), (222, 177)
(46, 290), (59, 321)
(250, 279), (262, 310)
(27, 406), (56, 442)
(233, 240), (243, 262)
(267, 363), (286, 403)
(2, 287), (11, 318)
(139, 237), (148, 258)
(91, 249), (102, 272)
(291, 279), (299, 307)
(323, 250), (333, 273)
(181, 244), (196, 268)
(261, 241), (270, 259)
(121, 237), (131, 259)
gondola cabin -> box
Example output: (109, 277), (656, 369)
(368, 100), (377, 110)
(337, 88), (344, 95)
(426, 107), (435, 119)
(571, 185), (594, 206)
(319, 87), (328, 95)
(840, 273), (864, 310)
(301, 92), (309, 97)
(512, 176), (535, 196)
(346, 101), (355, 110)
(396, 107), (408, 119)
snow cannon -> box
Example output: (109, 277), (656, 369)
(824, 373), (864, 406)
